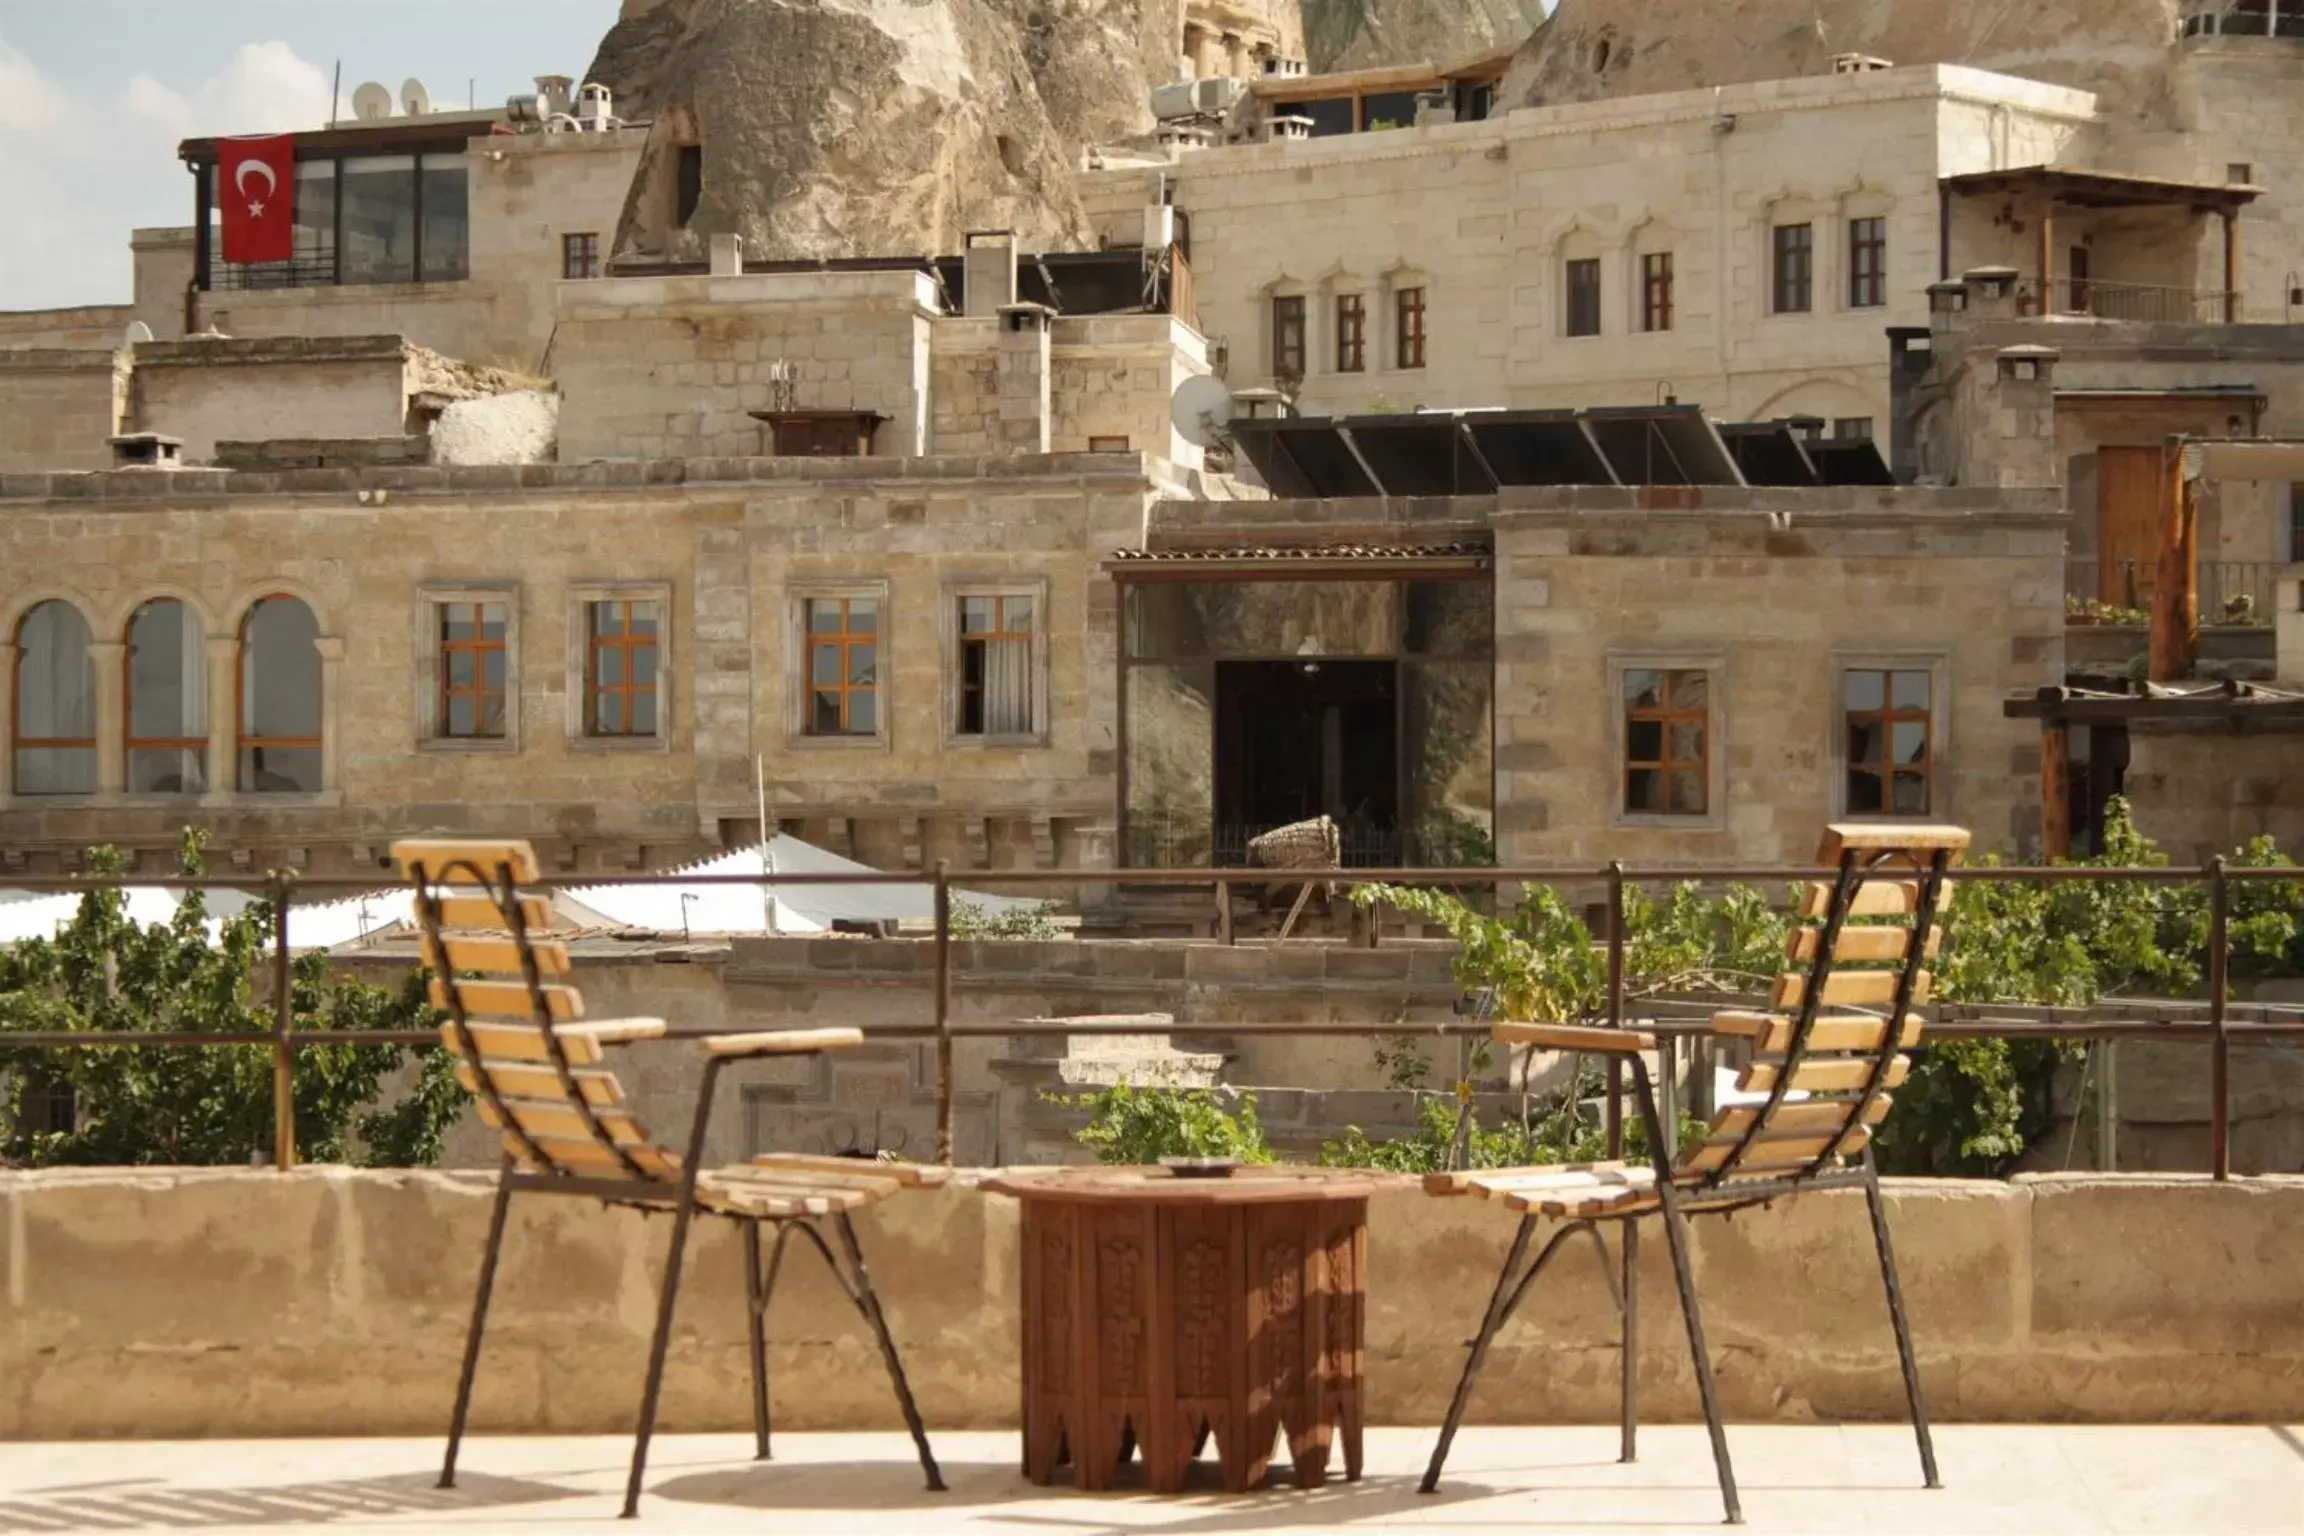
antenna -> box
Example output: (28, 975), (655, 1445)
(350, 82), (393, 122)
(1171, 374), (1236, 450)
(400, 78), (432, 117)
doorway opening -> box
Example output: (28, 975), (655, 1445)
(1214, 659), (1398, 864)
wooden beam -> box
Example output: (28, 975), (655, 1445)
(2149, 443), (2199, 681)
(2222, 208), (2242, 322)
(2041, 722), (2073, 861)
(2037, 199), (2056, 312)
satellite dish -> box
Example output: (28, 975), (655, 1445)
(351, 82), (393, 121)
(1171, 374), (1235, 450)
(123, 320), (155, 346)
(401, 78), (432, 117)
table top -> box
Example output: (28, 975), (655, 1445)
(980, 1163), (1402, 1206)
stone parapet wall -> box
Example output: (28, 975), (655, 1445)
(3, 1169), (2298, 1438)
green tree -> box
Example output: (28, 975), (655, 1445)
(0, 836), (467, 1168)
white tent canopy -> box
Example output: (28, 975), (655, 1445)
(565, 836), (1040, 936)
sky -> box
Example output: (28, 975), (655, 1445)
(0, 1), (621, 312)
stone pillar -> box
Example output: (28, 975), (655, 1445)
(1223, 31), (1249, 76)
(709, 231), (744, 278)
(88, 642), (126, 795)
(0, 642), (16, 796)
(204, 636), (237, 797)
(314, 635), (346, 793)
(1990, 344), (2061, 487)
(963, 231), (1018, 318)
(995, 303), (1054, 456)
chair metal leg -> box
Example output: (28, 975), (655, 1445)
(1420, 1214), (1536, 1495)
(836, 1212), (946, 1492)
(1620, 1219), (1639, 1464)
(440, 1161), (514, 1490)
(1865, 1164), (1940, 1490)
(1658, 1193), (1741, 1525)
(743, 1220), (771, 1462)
(622, 1188), (704, 1518)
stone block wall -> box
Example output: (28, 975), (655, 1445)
(0, 306), (135, 350)
(0, 350), (126, 474)
(931, 314), (1208, 464)
(2, 1168), (2299, 1437)
(126, 335), (420, 464)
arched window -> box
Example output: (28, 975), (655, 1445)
(13, 602), (96, 795)
(238, 596), (321, 793)
(127, 599), (207, 795)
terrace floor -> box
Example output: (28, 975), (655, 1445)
(3, 1425), (2302, 1534)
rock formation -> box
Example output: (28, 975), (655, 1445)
(587, 0), (1186, 260)
(1504, 0), (2183, 119)
(1302, 0), (1548, 74)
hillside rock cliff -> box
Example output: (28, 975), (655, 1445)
(1303, 0), (1547, 73)
(1505, 0), (2181, 119)
(587, 0), (1186, 260)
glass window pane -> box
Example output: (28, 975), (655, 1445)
(478, 603), (507, 641)
(1623, 669), (1663, 709)
(448, 696), (476, 736)
(1668, 722), (1704, 763)
(240, 597), (320, 741)
(1625, 767), (1661, 812)
(1669, 670), (1707, 710)
(592, 602), (621, 637)
(481, 695), (506, 736)
(1668, 771), (1705, 814)
(595, 693), (625, 735)
(419, 153), (469, 282)
(128, 599), (203, 741)
(1893, 722), (1928, 765)
(1404, 581), (1490, 657)
(848, 691), (876, 735)
(17, 601), (95, 748)
(1007, 595), (1034, 633)
(960, 596), (995, 634)
(1844, 669), (1884, 712)
(848, 643), (876, 687)
(1848, 770), (1884, 814)
(1892, 670), (1931, 711)
(1849, 722), (1882, 765)
(241, 745), (320, 794)
(16, 747), (95, 796)
(1401, 660), (1494, 867)
(340, 155), (417, 286)
(628, 601), (659, 638)
(848, 600), (877, 635)
(808, 600), (840, 634)
(810, 644), (839, 686)
(441, 604), (474, 641)
(1627, 720), (1664, 761)
(1892, 774), (1929, 815)
(633, 642), (657, 687)
(129, 746), (205, 795)
(1124, 663), (1215, 866)
(630, 691), (656, 736)
(446, 650), (476, 689)
(481, 649), (505, 690)
(812, 690), (842, 733)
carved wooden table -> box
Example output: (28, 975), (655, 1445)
(981, 1165), (1387, 1493)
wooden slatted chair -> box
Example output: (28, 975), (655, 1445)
(396, 838), (947, 1520)
(1419, 824), (1968, 1525)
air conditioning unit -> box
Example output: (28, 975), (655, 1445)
(1193, 76), (1243, 116)
(1143, 204), (1177, 253)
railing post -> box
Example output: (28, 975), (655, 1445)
(2209, 855), (2230, 1182)
(2096, 1038), (2118, 1174)
(271, 872), (296, 1172)
(1605, 861), (1625, 1159)
(933, 860), (954, 1166)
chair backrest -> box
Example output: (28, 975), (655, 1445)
(1675, 823), (1968, 1190)
(395, 838), (679, 1183)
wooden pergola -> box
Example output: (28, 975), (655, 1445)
(1941, 167), (2264, 322)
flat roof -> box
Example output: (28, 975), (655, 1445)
(178, 110), (510, 161)
(1942, 166), (2266, 210)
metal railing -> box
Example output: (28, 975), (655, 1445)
(1, 859), (2299, 1181)
(2019, 278), (2237, 325)
(2065, 558), (2281, 621)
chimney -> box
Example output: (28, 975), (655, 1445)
(1963, 264), (2022, 320)
(995, 302), (1055, 455)
(534, 75), (574, 117)
(709, 232), (744, 277)
(1987, 344), (2060, 487)
(964, 230), (1018, 318)
(108, 432), (184, 470)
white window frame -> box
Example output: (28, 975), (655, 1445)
(566, 581), (673, 752)
(1829, 650), (1952, 822)
(415, 583), (520, 753)
(788, 578), (892, 751)
(942, 578), (1051, 748)
(1607, 649), (1727, 831)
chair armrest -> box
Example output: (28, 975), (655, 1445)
(561, 1018), (667, 1045)
(1492, 1022), (1657, 1053)
(704, 1027), (866, 1060)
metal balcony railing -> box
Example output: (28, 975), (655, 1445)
(2021, 278), (2237, 324)
(2066, 559), (2281, 622)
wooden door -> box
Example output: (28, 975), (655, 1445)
(2070, 245), (2092, 314)
(2097, 445), (2163, 607)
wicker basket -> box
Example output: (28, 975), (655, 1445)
(1248, 816), (1341, 872)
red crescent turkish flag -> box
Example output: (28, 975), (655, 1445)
(219, 135), (297, 265)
